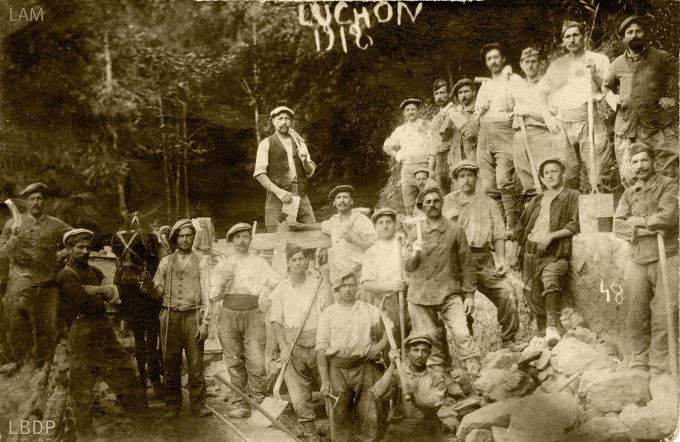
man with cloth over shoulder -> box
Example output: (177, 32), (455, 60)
(208, 222), (282, 418)
(447, 78), (478, 172)
(430, 78), (455, 194)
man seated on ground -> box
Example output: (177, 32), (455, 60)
(371, 333), (446, 442)
(316, 272), (388, 442)
(268, 246), (334, 438)
(508, 158), (580, 347)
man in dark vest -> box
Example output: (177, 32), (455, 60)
(254, 106), (317, 232)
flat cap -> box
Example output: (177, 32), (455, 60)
(169, 219), (194, 245)
(451, 160), (479, 178)
(562, 20), (585, 37)
(19, 182), (48, 198)
(269, 106), (295, 119)
(480, 43), (502, 63)
(399, 98), (422, 110)
(63, 228), (93, 245)
(329, 184), (355, 201)
(404, 332), (433, 348)
(371, 207), (397, 224)
(538, 158), (566, 176)
(432, 78), (449, 92)
(333, 269), (358, 290)
(520, 47), (540, 61)
(227, 222), (252, 242)
(618, 15), (647, 36)
(412, 168), (430, 177)
(452, 78), (475, 97)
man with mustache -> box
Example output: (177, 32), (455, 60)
(254, 106), (317, 232)
(508, 159), (580, 347)
(447, 78), (479, 173)
(613, 143), (678, 375)
(412, 168), (430, 217)
(429, 79), (455, 194)
(371, 334), (447, 441)
(536, 21), (615, 192)
(383, 99), (435, 215)
(405, 187), (482, 376)
(603, 16), (679, 187)
(473, 43), (525, 238)
(443, 161), (524, 352)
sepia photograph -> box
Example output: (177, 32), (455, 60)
(0, 0), (678, 440)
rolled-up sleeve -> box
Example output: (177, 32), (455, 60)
(253, 138), (270, 177)
(315, 310), (331, 352)
(415, 373), (446, 409)
(268, 286), (284, 325)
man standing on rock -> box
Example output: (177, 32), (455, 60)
(613, 143), (678, 375)
(268, 246), (333, 437)
(58, 229), (146, 439)
(0, 182), (71, 374)
(603, 15), (679, 187)
(316, 271), (388, 442)
(473, 44), (525, 237)
(430, 79), (455, 194)
(209, 222), (281, 418)
(447, 78), (478, 172)
(254, 106), (317, 232)
(152, 219), (211, 418)
(443, 161), (525, 352)
(383, 99), (435, 214)
(508, 158), (580, 347)
(536, 21), (615, 192)
(405, 187), (482, 376)
(321, 185), (377, 293)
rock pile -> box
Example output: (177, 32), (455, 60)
(437, 325), (679, 441)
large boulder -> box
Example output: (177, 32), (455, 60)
(483, 350), (520, 370)
(465, 428), (493, 442)
(550, 337), (618, 376)
(563, 416), (629, 442)
(506, 392), (581, 442)
(619, 373), (679, 440)
(474, 368), (535, 402)
(456, 399), (518, 438)
(578, 369), (650, 412)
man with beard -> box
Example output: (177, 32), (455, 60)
(0, 183), (71, 374)
(603, 16), (679, 187)
(316, 272), (387, 442)
(508, 159), (580, 347)
(447, 78), (479, 171)
(429, 79), (455, 194)
(371, 334), (446, 442)
(473, 44), (525, 237)
(614, 143), (678, 375)
(537, 21), (615, 192)
(405, 187), (481, 376)
(58, 229), (146, 439)
(321, 185), (377, 292)
(510, 47), (558, 198)
(383, 99), (435, 215)
(152, 219), (211, 418)
(443, 161), (524, 351)
(254, 106), (317, 232)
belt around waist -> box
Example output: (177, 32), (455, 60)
(222, 294), (259, 311)
(470, 246), (490, 253)
(329, 355), (368, 369)
(481, 121), (512, 128)
(557, 106), (589, 122)
(163, 306), (198, 313)
(524, 241), (554, 256)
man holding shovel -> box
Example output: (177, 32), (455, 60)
(268, 246), (334, 437)
(613, 143), (678, 376)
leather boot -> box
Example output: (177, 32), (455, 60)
(501, 192), (519, 237)
(544, 291), (562, 347)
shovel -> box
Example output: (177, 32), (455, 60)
(657, 232), (678, 378)
(249, 277), (323, 427)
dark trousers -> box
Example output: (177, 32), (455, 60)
(68, 317), (145, 437)
(159, 308), (206, 409)
(522, 246), (569, 329)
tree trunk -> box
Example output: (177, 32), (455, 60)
(159, 97), (172, 221)
(181, 102), (190, 218)
(252, 21), (261, 144)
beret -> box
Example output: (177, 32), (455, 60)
(399, 98), (422, 110)
(270, 106), (295, 119)
(19, 182), (48, 198)
(538, 158), (566, 176)
(628, 142), (655, 160)
(333, 269), (358, 290)
(371, 207), (397, 224)
(329, 184), (355, 201)
(451, 160), (479, 178)
(63, 228), (93, 246)
(432, 79), (449, 92)
(562, 20), (585, 37)
(520, 47), (540, 61)
(404, 332), (433, 348)
(226, 222), (252, 242)
(169, 219), (194, 245)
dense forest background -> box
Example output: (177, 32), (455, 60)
(0, 0), (677, 235)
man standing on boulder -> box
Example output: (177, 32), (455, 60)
(443, 161), (524, 352)
(613, 143), (678, 375)
(508, 159), (580, 347)
(430, 79), (455, 194)
(254, 106), (317, 232)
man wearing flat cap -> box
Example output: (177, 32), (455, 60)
(508, 158), (580, 348)
(614, 143), (678, 376)
(447, 78), (479, 174)
(509, 46), (559, 198)
(536, 20), (615, 193)
(152, 219), (212, 418)
(254, 106), (317, 232)
(603, 15), (678, 187)
(383, 98), (435, 214)
(0, 182), (71, 373)
(371, 333), (447, 441)
(58, 228), (146, 439)
(207, 222), (281, 418)
(412, 168), (430, 217)
(473, 43), (525, 238)
(443, 161), (524, 352)
(430, 79), (455, 194)
(321, 185), (377, 292)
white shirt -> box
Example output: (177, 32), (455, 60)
(321, 211), (377, 282)
(252, 133), (315, 179)
(206, 253), (282, 301)
(384, 119), (433, 163)
(475, 72), (525, 123)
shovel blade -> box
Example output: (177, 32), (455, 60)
(579, 193), (614, 233)
(247, 397), (288, 427)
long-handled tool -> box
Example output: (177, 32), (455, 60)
(215, 372), (302, 442)
(397, 236), (407, 359)
(657, 232), (678, 378)
(518, 118), (543, 194)
(379, 312), (412, 403)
